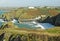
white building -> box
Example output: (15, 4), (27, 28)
(28, 7), (35, 9)
(35, 16), (41, 20)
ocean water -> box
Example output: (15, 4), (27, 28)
(14, 22), (54, 29)
(39, 23), (54, 29)
(14, 23), (33, 29)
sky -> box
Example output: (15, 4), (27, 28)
(0, 0), (60, 7)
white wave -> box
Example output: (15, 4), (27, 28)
(11, 19), (17, 23)
(31, 21), (45, 29)
(0, 19), (4, 22)
(34, 23), (45, 29)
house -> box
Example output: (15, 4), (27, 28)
(35, 16), (41, 20)
(28, 7), (35, 9)
(41, 15), (46, 18)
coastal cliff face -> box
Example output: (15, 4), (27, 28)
(40, 13), (60, 26)
(0, 33), (60, 41)
(0, 33), (5, 41)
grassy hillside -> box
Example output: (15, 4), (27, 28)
(0, 26), (60, 41)
(1, 7), (60, 21)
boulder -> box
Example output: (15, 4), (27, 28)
(9, 35), (21, 41)
(55, 14), (60, 26)
(0, 33), (5, 41)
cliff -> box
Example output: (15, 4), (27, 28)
(41, 13), (60, 26)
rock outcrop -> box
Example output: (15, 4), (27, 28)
(0, 33), (5, 41)
(41, 13), (60, 26)
(9, 34), (21, 41)
(54, 14), (60, 26)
